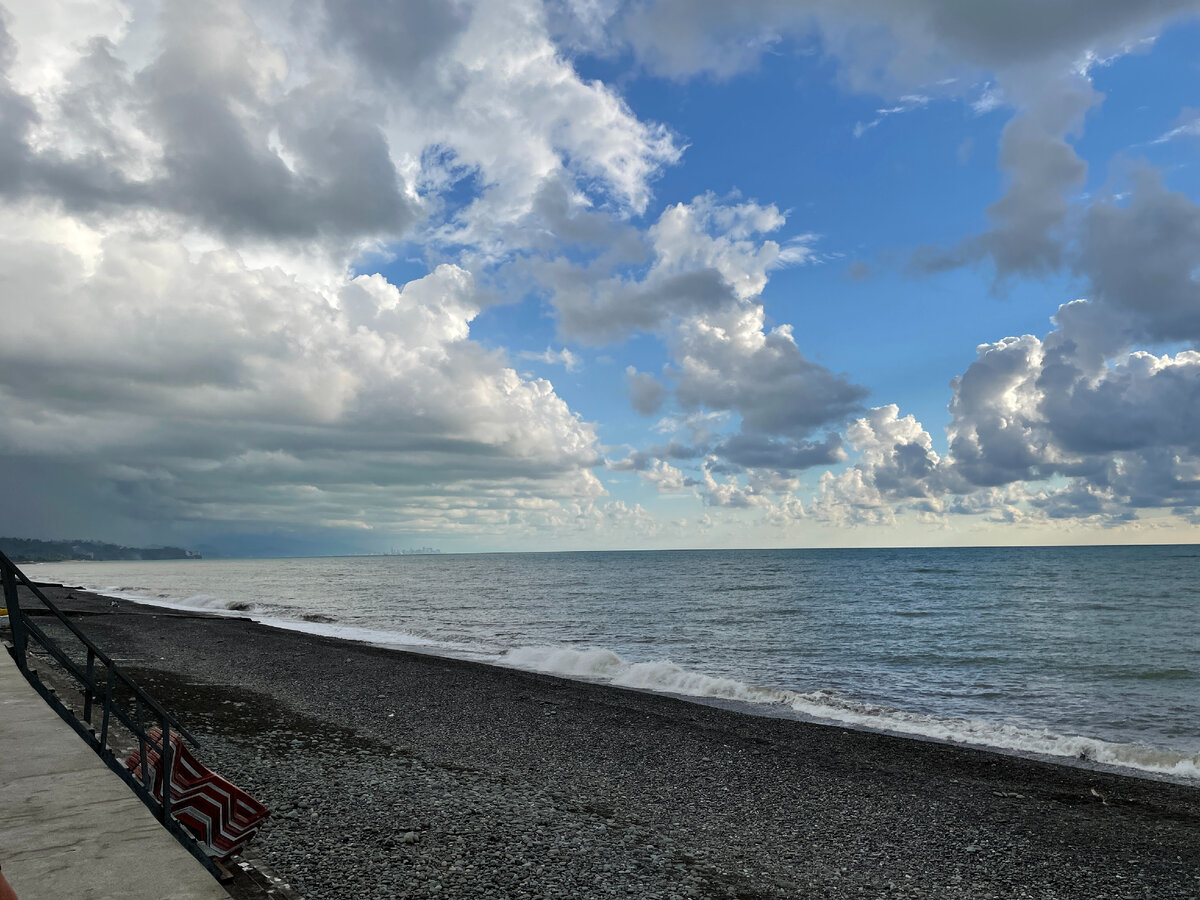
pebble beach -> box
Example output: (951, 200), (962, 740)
(21, 585), (1200, 899)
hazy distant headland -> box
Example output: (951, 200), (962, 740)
(0, 537), (201, 563)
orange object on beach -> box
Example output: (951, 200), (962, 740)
(125, 728), (269, 860)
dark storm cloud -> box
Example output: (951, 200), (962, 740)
(0, 19), (34, 196)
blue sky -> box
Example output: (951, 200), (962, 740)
(2, 1), (1200, 554)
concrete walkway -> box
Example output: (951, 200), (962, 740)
(0, 649), (229, 900)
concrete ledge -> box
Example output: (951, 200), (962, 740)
(0, 651), (229, 900)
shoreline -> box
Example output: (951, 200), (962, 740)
(13, 582), (1200, 898)
(34, 575), (1200, 788)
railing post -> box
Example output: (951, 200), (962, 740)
(100, 661), (114, 751)
(161, 721), (173, 824)
(83, 648), (96, 724)
(2, 560), (26, 671)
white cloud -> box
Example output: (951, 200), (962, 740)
(638, 458), (689, 493)
(0, 0), (681, 254)
(671, 303), (864, 441)
(0, 0), (699, 546)
(971, 82), (1004, 114)
(6, 0), (1200, 547)
(540, 193), (863, 480)
(520, 346), (581, 371)
(1153, 108), (1200, 143)
(0, 197), (608, 539)
(812, 405), (945, 525)
(853, 93), (931, 138)
(551, 193), (806, 343)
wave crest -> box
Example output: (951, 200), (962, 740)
(501, 644), (1200, 781)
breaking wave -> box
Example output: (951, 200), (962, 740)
(500, 645), (1200, 781)
(78, 584), (487, 657)
(96, 588), (260, 614)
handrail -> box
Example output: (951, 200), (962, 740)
(0, 550), (218, 877)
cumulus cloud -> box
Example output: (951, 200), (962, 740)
(8, 0), (1200, 547)
(551, 193), (801, 343)
(0, 203), (608, 538)
(671, 303), (865, 439)
(948, 333), (1200, 513)
(547, 193), (864, 476)
(0, 0), (418, 249)
(638, 458), (690, 493)
(1073, 169), (1200, 346)
(0, 0), (697, 546)
(812, 405), (946, 525)
(0, 0), (680, 253)
(815, 234), (1200, 529)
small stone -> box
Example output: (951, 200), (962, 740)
(403, 831), (420, 844)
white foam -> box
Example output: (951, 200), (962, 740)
(89, 587), (260, 615)
(250, 614), (486, 656)
(500, 644), (1200, 781)
(80, 585), (487, 656)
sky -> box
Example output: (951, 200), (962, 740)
(3, 1), (1200, 556)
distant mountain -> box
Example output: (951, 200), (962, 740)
(0, 537), (201, 563)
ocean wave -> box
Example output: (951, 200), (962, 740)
(90, 584), (491, 656)
(88, 587), (260, 615)
(178, 593), (257, 612)
(500, 644), (1200, 781)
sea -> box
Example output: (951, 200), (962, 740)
(26, 545), (1200, 783)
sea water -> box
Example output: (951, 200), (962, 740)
(27, 545), (1200, 782)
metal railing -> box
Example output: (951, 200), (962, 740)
(0, 550), (220, 877)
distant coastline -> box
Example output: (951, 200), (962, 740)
(0, 537), (201, 563)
